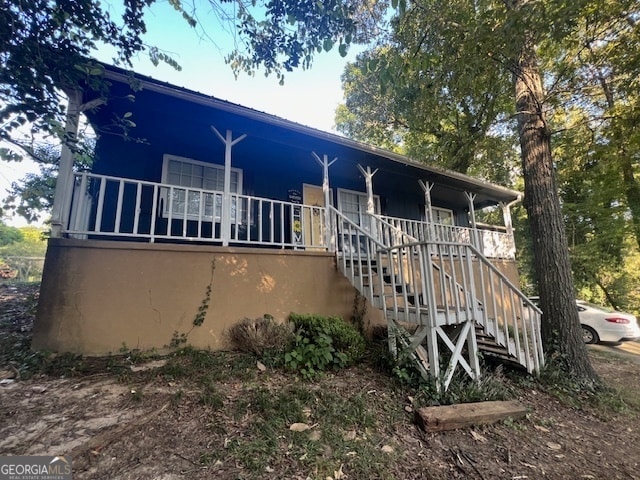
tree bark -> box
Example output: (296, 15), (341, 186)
(513, 36), (599, 381)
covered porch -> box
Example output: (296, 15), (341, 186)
(60, 167), (518, 259)
(49, 64), (520, 259)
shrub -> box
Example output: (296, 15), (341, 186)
(227, 315), (294, 357)
(284, 313), (366, 379)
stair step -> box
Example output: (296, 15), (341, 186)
(382, 274), (402, 284)
(407, 293), (424, 306)
(477, 342), (514, 357)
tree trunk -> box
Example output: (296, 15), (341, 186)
(513, 38), (599, 381)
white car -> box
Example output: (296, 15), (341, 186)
(576, 300), (640, 344)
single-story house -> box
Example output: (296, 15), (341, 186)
(32, 64), (543, 388)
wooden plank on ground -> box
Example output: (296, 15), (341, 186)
(415, 400), (527, 432)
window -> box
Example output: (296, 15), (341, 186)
(432, 206), (454, 225)
(161, 155), (242, 221)
(337, 189), (380, 233)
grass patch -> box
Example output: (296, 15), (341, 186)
(157, 346), (257, 383)
(214, 379), (401, 479)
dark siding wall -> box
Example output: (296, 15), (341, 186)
(87, 83), (467, 227)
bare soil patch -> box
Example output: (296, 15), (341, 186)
(1, 282), (639, 479)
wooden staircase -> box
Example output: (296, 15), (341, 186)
(331, 206), (544, 390)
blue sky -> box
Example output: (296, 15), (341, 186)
(1, 1), (363, 226)
(101, 0), (361, 132)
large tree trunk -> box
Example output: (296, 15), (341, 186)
(513, 40), (599, 381)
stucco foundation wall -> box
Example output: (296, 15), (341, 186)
(33, 239), (384, 355)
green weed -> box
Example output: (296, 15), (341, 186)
(284, 313), (366, 379)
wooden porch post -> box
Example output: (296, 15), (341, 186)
(50, 91), (105, 238)
(500, 198), (520, 259)
(418, 180), (435, 241)
(357, 164), (379, 238)
(356, 165), (378, 215)
(50, 90), (83, 238)
(212, 127), (246, 246)
(312, 152), (337, 251)
(465, 192), (480, 249)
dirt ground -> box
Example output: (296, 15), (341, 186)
(1, 282), (639, 479)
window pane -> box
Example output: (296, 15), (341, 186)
(168, 160), (181, 174)
(204, 193), (214, 218)
(187, 191), (201, 216)
(171, 189), (185, 214)
(340, 191), (364, 226)
(167, 172), (180, 185)
(433, 208), (453, 225)
(203, 168), (218, 190)
(190, 165), (203, 189)
(215, 196), (222, 220)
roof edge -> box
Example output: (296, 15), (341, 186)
(100, 64), (521, 202)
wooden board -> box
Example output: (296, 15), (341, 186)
(415, 400), (527, 432)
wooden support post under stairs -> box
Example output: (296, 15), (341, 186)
(389, 319), (482, 392)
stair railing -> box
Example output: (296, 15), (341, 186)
(329, 206), (386, 307)
(464, 241), (544, 372)
(428, 239), (544, 372)
(331, 207), (544, 375)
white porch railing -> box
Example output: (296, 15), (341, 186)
(378, 214), (515, 259)
(65, 173), (514, 258)
(65, 172), (327, 248)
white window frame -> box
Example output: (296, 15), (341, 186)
(337, 188), (381, 231)
(432, 206), (454, 225)
(160, 154), (243, 222)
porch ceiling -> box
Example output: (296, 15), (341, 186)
(86, 64), (520, 210)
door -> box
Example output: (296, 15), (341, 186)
(303, 184), (328, 250)
(337, 188), (381, 254)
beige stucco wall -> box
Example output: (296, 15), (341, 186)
(33, 239), (385, 355)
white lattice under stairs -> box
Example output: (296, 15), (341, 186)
(331, 206), (544, 391)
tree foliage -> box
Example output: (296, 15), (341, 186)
(336, 1), (518, 183)
(1, 0), (377, 145)
(0, 0), (182, 143)
(0, 220), (23, 246)
(334, 0), (640, 382)
(1, 140), (93, 222)
(0, 225), (47, 281)
(227, 0), (388, 83)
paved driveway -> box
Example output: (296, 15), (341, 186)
(589, 339), (640, 364)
